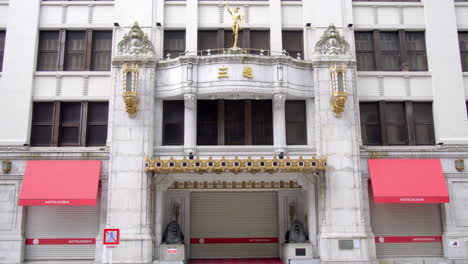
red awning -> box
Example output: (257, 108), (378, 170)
(368, 159), (449, 203)
(19, 160), (101, 206)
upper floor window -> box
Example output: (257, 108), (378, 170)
(31, 102), (109, 146)
(282, 31), (304, 59)
(37, 30), (112, 71)
(459, 32), (468, 72)
(360, 102), (434, 146)
(355, 31), (427, 71)
(286, 100), (307, 145)
(163, 101), (185, 146)
(0, 31), (5, 72)
(197, 100), (273, 146)
(198, 30), (270, 55)
(163, 31), (186, 59)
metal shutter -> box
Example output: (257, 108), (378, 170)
(24, 193), (100, 260)
(191, 192), (278, 258)
(369, 193), (443, 257)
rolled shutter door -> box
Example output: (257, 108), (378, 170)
(191, 192), (278, 258)
(24, 191), (100, 260)
(369, 192), (443, 257)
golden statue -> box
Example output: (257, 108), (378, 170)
(226, 0), (243, 48)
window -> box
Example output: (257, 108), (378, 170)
(459, 32), (468, 72)
(359, 102), (435, 146)
(37, 30), (112, 71)
(286, 100), (307, 145)
(355, 31), (427, 71)
(163, 31), (186, 59)
(282, 31), (304, 59)
(0, 31), (5, 72)
(197, 100), (273, 145)
(163, 101), (184, 145)
(31, 102), (109, 146)
(198, 30), (270, 55)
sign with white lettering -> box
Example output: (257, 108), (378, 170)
(168, 248), (177, 254)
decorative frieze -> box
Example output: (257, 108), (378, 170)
(168, 180), (302, 190)
(144, 156), (327, 174)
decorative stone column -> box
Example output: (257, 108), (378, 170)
(313, 25), (377, 263)
(273, 94), (287, 155)
(184, 93), (197, 155)
(101, 22), (157, 264)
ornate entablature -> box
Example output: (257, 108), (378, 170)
(169, 180), (302, 190)
(154, 55), (315, 99)
(144, 156), (327, 175)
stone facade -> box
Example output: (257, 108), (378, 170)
(0, 0), (468, 264)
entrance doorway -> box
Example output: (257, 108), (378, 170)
(190, 192), (279, 258)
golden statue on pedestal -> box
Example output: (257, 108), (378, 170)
(226, 0), (244, 49)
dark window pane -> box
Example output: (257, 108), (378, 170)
(252, 100), (273, 145)
(60, 127), (80, 145)
(385, 102), (407, 145)
(163, 101), (184, 145)
(0, 31), (5, 72)
(37, 31), (60, 71)
(61, 103), (81, 123)
(250, 31), (270, 55)
(380, 32), (400, 71)
(286, 100), (307, 145)
(87, 125), (108, 146)
(459, 32), (468, 71)
(31, 125), (53, 146)
(164, 31), (186, 59)
(197, 100), (218, 145)
(87, 102), (108, 146)
(282, 31), (303, 58)
(355, 32), (375, 71)
(91, 31), (112, 71)
(31, 102), (55, 146)
(413, 102), (434, 145)
(64, 31), (86, 71)
(88, 102), (109, 123)
(225, 100), (245, 145)
(406, 32), (427, 71)
(359, 102), (382, 145)
(199, 31), (219, 53)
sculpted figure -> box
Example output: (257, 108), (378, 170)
(162, 221), (184, 244)
(285, 220), (308, 243)
(226, 1), (244, 48)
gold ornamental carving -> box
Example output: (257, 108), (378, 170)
(243, 66), (253, 78)
(169, 180), (301, 190)
(122, 64), (140, 118)
(329, 64), (348, 117)
(144, 156), (327, 174)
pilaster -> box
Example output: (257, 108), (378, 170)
(186, 0), (199, 54)
(269, 0), (283, 52)
(184, 93), (197, 155)
(0, 0), (41, 146)
(273, 94), (286, 154)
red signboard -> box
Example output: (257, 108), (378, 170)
(375, 236), (442, 243)
(168, 248), (177, 254)
(26, 238), (96, 245)
(103, 229), (120, 245)
(190, 237), (278, 244)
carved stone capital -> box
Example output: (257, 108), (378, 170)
(184, 94), (197, 110)
(273, 94), (287, 109)
(315, 24), (350, 56)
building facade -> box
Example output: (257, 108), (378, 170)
(0, 0), (468, 264)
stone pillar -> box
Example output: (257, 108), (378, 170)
(423, 0), (468, 144)
(184, 94), (197, 155)
(0, 0), (40, 146)
(312, 25), (376, 263)
(273, 94), (287, 155)
(186, 0), (199, 54)
(269, 0), (283, 52)
(154, 185), (166, 260)
(306, 184), (318, 257)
